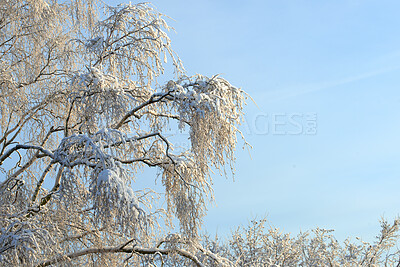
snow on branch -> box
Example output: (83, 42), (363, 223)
(171, 75), (247, 175)
(37, 242), (205, 267)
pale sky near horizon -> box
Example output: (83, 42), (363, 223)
(107, 0), (400, 243)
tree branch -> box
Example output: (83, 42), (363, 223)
(36, 244), (205, 267)
(0, 144), (54, 166)
(113, 91), (173, 129)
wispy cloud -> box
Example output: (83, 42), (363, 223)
(260, 65), (400, 102)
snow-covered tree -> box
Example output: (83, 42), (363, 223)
(4, 1), (399, 267)
(200, 218), (400, 267)
(0, 0), (247, 265)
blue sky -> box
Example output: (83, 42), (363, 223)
(108, 0), (400, 242)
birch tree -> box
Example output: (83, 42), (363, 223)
(0, 0), (246, 265)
